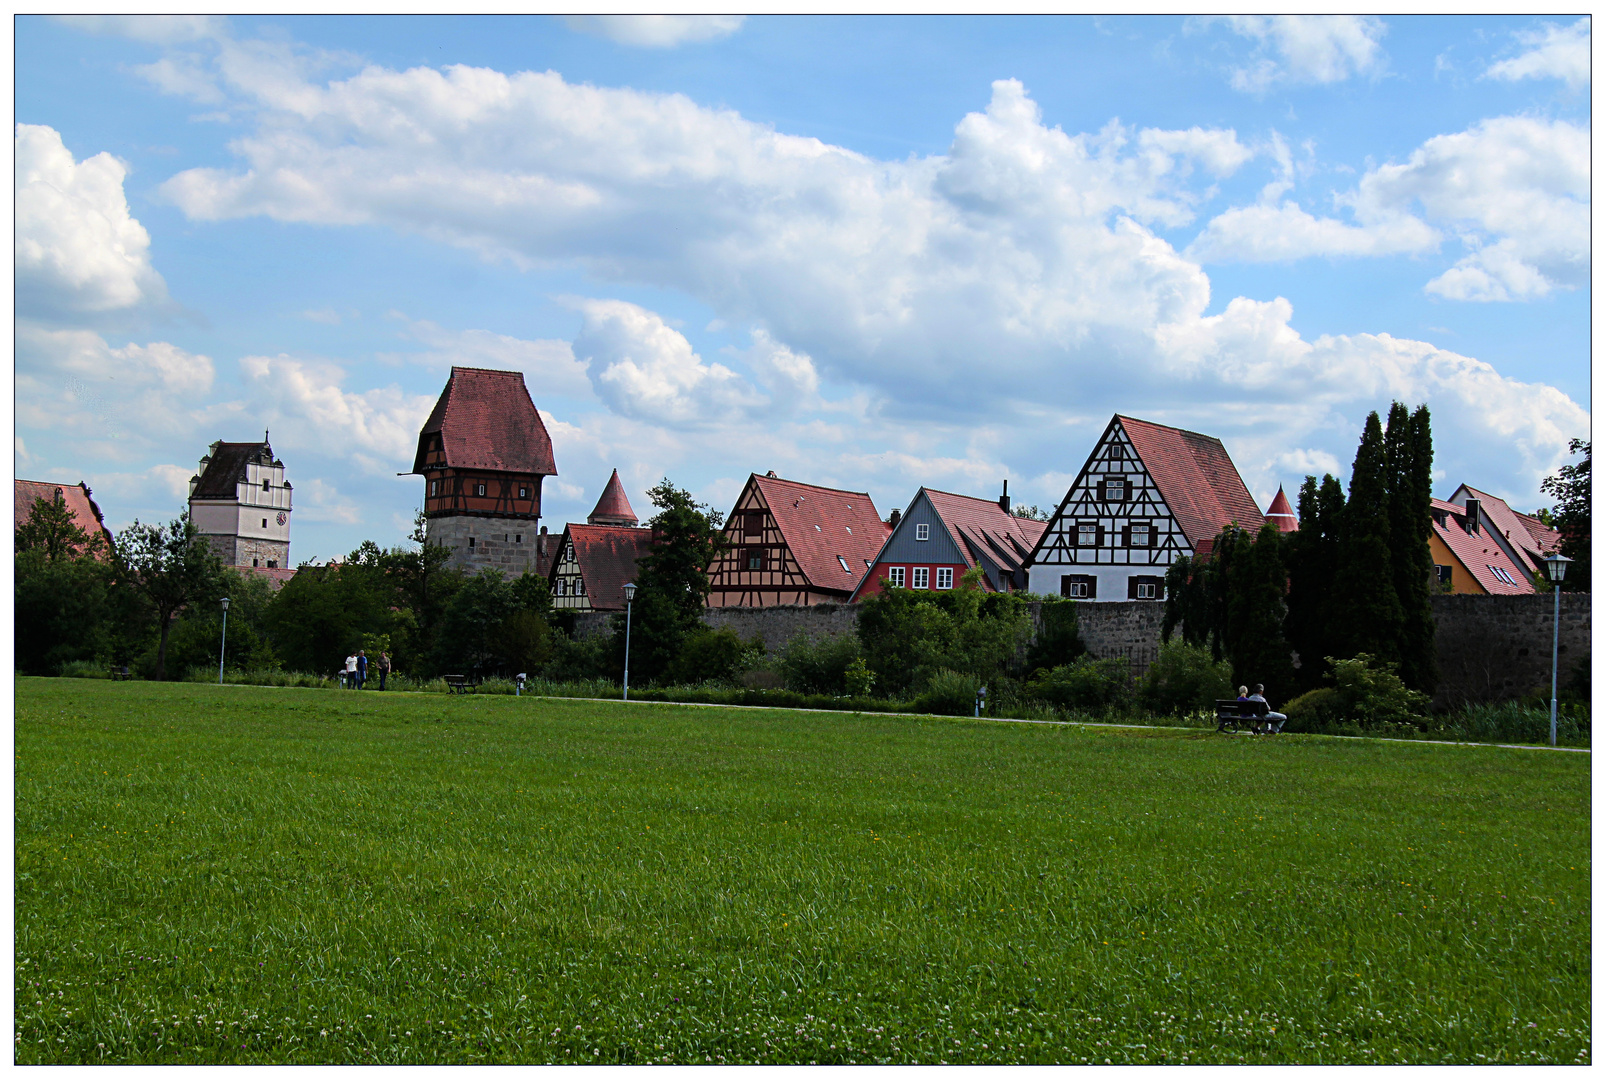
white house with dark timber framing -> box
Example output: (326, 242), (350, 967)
(1026, 415), (1265, 601)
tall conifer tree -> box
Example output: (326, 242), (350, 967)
(1226, 522), (1296, 703)
(1333, 411), (1403, 661)
(1386, 404), (1437, 693)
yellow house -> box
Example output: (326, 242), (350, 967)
(1429, 499), (1534, 595)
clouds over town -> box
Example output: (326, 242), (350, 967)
(13, 16), (1590, 554)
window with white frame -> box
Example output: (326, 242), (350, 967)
(575, 577), (586, 596)
(565, 542), (574, 562)
(1137, 581), (1157, 599)
(887, 567), (905, 588)
(1077, 523), (1099, 546)
(519, 486), (529, 499)
(912, 567), (930, 589)
(429, 480), (438, 497)
(1103, 478), (1126, 502)
(1129, 523), (1152, 548)
(936, 567), (953, 589)
(558, 579), (568, 596)
(915, 523), (930, 541)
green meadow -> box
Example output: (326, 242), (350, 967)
(15, 678), (1590, 1064)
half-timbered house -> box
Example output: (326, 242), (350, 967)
(851, 484), (1047, 601)
(1026, 415), (1265, 600)
(549, 470), (650, 612)
(410, 366), (556, 573)
(706, 472), (891, 607)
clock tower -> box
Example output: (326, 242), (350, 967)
(188, 436), (292, 568)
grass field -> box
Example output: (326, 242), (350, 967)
(14, 678), (1590, 1064)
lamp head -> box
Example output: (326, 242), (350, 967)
(622, 582), (637, 602)
(1544, 552), (1571, 583)
(220, 596), (231, 612)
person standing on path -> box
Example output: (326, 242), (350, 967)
(356, 649), (368, 690)
(378, 650), (391, 691)
(345, 652), (358, 688)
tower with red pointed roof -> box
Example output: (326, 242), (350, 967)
(1265, 486), (1299, 533)
(587, 469), (638, 526)
(410, 366), (557, 573)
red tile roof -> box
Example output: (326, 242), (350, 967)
(412, 366), (556, 476)
(750, 474), (892, 593)
(1455, 485), (1560, 576)
(563, 524), (654, 611)
(1265, 485), (1298, 533)
(1431, 499), (1534, 595)
(1117, 415), (1265, 548)
(920, 488), (1048, 588)
(14, 479), (114, 555)
(242, 566), (298, 590)
(587, 469), (638, 526)
(191, 440), (279, 499)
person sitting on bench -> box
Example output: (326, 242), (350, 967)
(1247, 684), (1288, 733)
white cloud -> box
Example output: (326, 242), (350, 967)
(149, 58), (1584, 502)
(132, 54), (228, 105)
(388, 314), (593, 398)
(561, 15), (745, 48)
(1189, 115), (1588, 302)
(16, 323), (215, 443)
(1486, 17), (1590, 90)
(301, 307), (343, 325)
(570, 299), (765, 427)
(16, 124), (168, 318)
(736, 328), (819, 407)
(53, 15), (225, 45)
(237, 353), (438, 475)
(1204, 16), (1387, 91)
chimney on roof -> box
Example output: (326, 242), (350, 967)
(1463, 497), (1481, 534)
(889, 508), (901, 529)
(538, 525), (548, 556)
(766, 470), (777, 477)
(999, 479), (1010, 514)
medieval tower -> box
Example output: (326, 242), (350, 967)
(188, 437), (292, 568)
(411, 366), (557, 573)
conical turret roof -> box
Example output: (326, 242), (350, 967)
(587, 469), (638, 526)
(1266, 485), (1298, 532)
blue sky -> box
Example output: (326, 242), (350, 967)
(16, 15), (1591, 562)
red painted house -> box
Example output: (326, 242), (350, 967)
(852, 484), (1048, 601)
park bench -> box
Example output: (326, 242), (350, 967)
(443, 674), (474, 695)
(110, 665), (132, 681)
(1215, 698), (1270, 734)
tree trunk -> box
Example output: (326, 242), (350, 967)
(155, 613), (173, 681)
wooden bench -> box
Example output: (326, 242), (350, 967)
(110, 665), (132, 681)
(443, 674), (474, 695)
(1215, 698), (1269, 734)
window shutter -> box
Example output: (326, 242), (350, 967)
(1096, 524), (1106, 548)
(1121, 525), (1130, 548)
(1128, 576), (1139, 599)
(1086, 575), (1096, 599)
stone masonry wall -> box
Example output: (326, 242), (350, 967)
(570, 593), (1591, 706)
(428, 515), (542, 576)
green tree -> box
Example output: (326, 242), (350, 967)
(115, 513), (225, 681)
(14, 488), (119, 674)
(16, 487), (106, 561)
(263, 555), (397, 676)
(376, 510), (464, 672)
(857, 568), (1031, 696)
(1139, 640), (1234, 716)
(1023, 598), (1085, 673)
(614, 479), (728, 685)
(1386, 403), (1438, 693)
(162, 568), (282, 676)
(1331, 411), (1402, 662)
(1224, 521), (1296, 703)
(1284, 473), (1345, 691)
(1540, 438), (1590, 593)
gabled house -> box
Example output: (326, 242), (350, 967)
(1443, 484), (1560, 581)
(1429, 498), (1535, 595)
(706, 472), (891, 607)
(1026, 415), (1264, 600)
(188, 438), (292, 569)
(549, 471), (651, 613)
(851, 484), (1047, 601)
(410, 366), (556, 573)
(15, 479), (115, 557)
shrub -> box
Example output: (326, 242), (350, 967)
(1027, 657), (1132, 713)
(542, 630), (617, 682)
(1279, 687), (1340, 733)
(777, 634), (862, 695)
(57, 659), (112, 679)
(1139, 641), (1234, 715)
(912, 669), (981, 716)
(664, 627), (757, 686)
(1022, 599), (1085, 673)
(843, 656), (876, 698)
(1327, 653), (1429, 728)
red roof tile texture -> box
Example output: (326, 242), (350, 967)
(587, 469), (638, 526)
(920, 488), (1048, 586)
(15, 479), (114, 554)
(1456, 485), (1560, 576)
(566, 524), (654, 611)
(1117, 415), (1265, 548)
(1431, 499), (1533, 595)
(243, 566), (298, 590)
(413, 366), (556, 476)
(751, 474), (892, 593)
(1265, 486), (1298, 533)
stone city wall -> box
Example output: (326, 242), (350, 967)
(427, 516), (543, 575)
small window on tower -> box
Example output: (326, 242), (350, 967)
(516, 534), (522, 544)
(430, 480), (438, 497)
(468, 537), (476, 549)
(262, 519), (268, 529)
(267, 560), (277, 569)
(519, 486), (529, 499)
(253, 557), (260, 567)
(263, 479), (271, 491)
(476, 483), (487, 497)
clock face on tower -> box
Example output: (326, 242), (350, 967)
(276, 511), (287, 526)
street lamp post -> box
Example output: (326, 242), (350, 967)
(1543, 553), (1571, 747)
(622, 582), (637, 702)
(218, 596), (231, 685)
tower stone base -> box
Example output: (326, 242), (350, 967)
(201, 533), (290, 569)
(427, 515), (543, 575)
